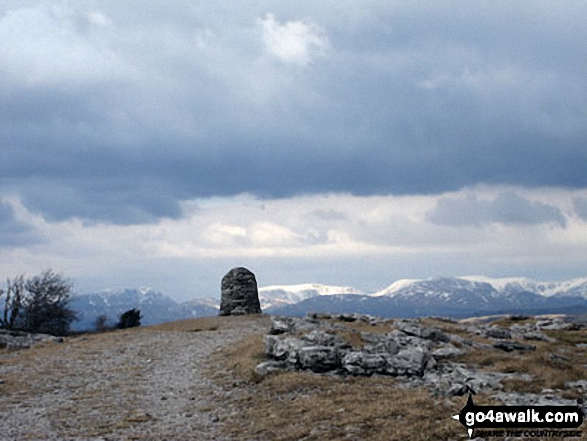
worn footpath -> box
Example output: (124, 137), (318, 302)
(0, 317), (268, 441)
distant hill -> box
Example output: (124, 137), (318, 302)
(258, 283), (362, 309)
(266, 276), (587, 318)
(70, 288), (217, 331)
(70, 276), (587, 329)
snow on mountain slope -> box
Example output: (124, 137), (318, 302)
(372, 277), (501, 308)
(462, 276), (587, 298)
(258, 284), (363, 309)
(372, 279), (420, 297)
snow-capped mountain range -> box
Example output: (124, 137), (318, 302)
(258, 284), (363, 309)
(70, 288), (217, 331)
(70, 276), (587, 330)
(264, 276), (587, 318)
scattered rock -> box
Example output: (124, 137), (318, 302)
(493, 340), (536, 352)
(0, 329), (62, 351)
(342, 352), (388, 375)
(269, 316), (296, 334)
(431, 344), (466, 359)
(254, 360), (288, 377)
(550, 353), (571, 363)
(259, 316), (537, 396)
(492, 391), (583, 409)
(396, 320), (449, 342)
(484, 326), (512, 339)
(299, 346), (340, 372)
(535, 317), (583, 331)
(566, 380), (587, 390)
(219, 267), (262, 316)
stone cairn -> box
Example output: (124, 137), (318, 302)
(219, 267), (262, 316)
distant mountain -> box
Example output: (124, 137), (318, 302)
(70, 276), (587, 329)
(267, 277), (587, 319)
(258, 284), (362, 309)
(71, 288), (218, 331)
(461, 276), (587, 298)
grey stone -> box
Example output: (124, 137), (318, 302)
(566, 380), (587, 389)
(264, 335), (280, 356)
(484, 326), (512, 339)
(550, 353), (571, 363)
(492, 391), (581, 408)
(396, 321), (449, 342)
(254, 361), (288, 377)
(269, 317), (295, 334)
(219, 267), (262, 316)
(493, 340), (536, 352)
(299, 346), (340, 372)
(259, 315), (546, 398)
(431, 344), (466, 359)
(385, 347), (430, 377)
(0, 329), (61, 350)
(360, 332), (400, 355)
(448, 334), (474, 346)
(343, 352), (388, 375)
(272, 337), (305, 365)
(535, 318), (582, 331)
(303, 330), (341, 346)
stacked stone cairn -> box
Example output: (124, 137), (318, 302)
(219, 267), (262, 316)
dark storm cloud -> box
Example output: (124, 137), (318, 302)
(426, 192), (567, 227)
(1, 1), (586, 224)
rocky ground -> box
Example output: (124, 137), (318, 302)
(0, 316), (269, 441)
(258, 313), (587, 403)
(2, 313), (587, 440)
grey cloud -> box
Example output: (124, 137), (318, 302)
(1, 1), (586, 224)
(0, 201), (43, 247)
(573, 197), (587, 221)
(427, 192), (567, 227)
(311, 209), (348, 221)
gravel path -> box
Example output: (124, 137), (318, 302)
(0, 319), (267, 440)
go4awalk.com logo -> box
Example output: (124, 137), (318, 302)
(452, 393), (584, 438)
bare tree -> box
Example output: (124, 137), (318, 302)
(0, 276), (25, 330)
(0, 270), (78, 336)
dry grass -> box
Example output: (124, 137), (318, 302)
(208, 316), (587, 440)
(209, 328), (467, 440)
(4, 314), (587, 440)
(140, 313), (270, 333)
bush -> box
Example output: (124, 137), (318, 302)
(117, 308), (142, 329)
(0, 270), (77, 336)
(94, 314), (111, 333)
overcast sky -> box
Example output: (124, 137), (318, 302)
(1, 1), (586, 300)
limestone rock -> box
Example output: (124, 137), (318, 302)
(431, 344), (466, 359)
(299, 346), (340, 372)
(219, 267), (262, 316)
(343, 352), (388, 375)
(396, 320), (449, 342)
(0, 329), (62, 350)
(484, 326), (512, 339)
(254, 360), (288, 377)
(493, 340), (536, 352)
